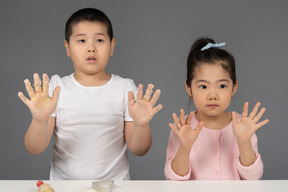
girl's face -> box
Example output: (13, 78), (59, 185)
(185, 62), (238, 118)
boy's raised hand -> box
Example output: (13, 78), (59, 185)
(232, 102), (269, 144)
(169, 110), (204, 152)
(18, 73), (60, 121)
(128, 84), (162, 126)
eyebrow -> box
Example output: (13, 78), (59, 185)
(74, 33), (106, 37)
(195, 79), (230, 84)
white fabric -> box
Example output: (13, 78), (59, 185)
(48, 73), (137, 180)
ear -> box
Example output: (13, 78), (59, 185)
(64, 40), (70, 57)
(185, 81), (193, 98)
(110, 38), (116, 56)
(232, 80), (238, 97)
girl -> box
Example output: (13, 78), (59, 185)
(164, 37), (269, 180)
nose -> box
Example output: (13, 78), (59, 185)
(87, 43), (96, 52)
(88, 48), (95, 52)
(208, 89), (218, 100)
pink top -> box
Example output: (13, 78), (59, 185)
(164, 113), (263, 180)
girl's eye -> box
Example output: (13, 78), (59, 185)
(219, 84), (226, 89)
(199, 85), (207, 89)
(78, 39), (85, 43)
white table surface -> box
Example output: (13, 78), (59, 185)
(1, 180), (287, 192)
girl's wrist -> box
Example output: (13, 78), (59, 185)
(179, 145), (192, 154)
(237, 140), (252, 148)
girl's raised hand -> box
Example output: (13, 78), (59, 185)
(18, 73), (60, 121)
(169, 110), (204, 152)
(128, 84), (162, 126)
(232, 102), (269, 144)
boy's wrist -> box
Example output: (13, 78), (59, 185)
(32, 117), (50, 125)
(133, 122), (149, 129)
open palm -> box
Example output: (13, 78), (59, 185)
(128, 84), (162, 126)
(169, 110), (204, 151)
(232, 102), (269, 144)
(18, 73), (60, 121)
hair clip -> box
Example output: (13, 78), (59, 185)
(201, 42), (226, 51)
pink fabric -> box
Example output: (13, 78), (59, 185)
(164, 113), (263, 180)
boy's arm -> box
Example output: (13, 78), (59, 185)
(125, 84), (162, 156)
(18, 73), (60, 154)
(124, 121), (152, 156)
(24, 117), (55, 154)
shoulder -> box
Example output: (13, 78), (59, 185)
(50, 74), (73, 85)
(111, 74), (137, 90)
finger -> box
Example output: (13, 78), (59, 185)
(169, 123), (180, 136)
(128, 91), (135, 105)
(242, 102), (249, 117)
(18, 92), (31, 106)
(194, 121), (204, 135)
(253, 107), (266, 123)
(232, 111), (238, 127)
(179, 109), (186, 125)
(51, 86), (61, 103)
(249, 102), (261, 119)
(33, 73), (42, 93)
(24, 79), (35, 99)
(136, 84), (143, 101)
(186, 111), (194, 125)
(143, 84), (154, 101)
(150, 89), (161, 107)
(172, 113), (181, 129)
(153, 104), (163, 115)
(42, 73), (49, 94)
(255, 119), (269, 131)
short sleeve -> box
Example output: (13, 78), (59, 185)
(48, 75), (61, 117)
(123, 78), (137, 122)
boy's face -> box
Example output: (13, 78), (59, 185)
(64, 21), (115, 77)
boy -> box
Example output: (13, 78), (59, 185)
(18, 8), (162, 180)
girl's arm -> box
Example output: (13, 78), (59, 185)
(125, 84), (162, 156)
(169, 110), (204, 176)
(18, 73), (60, 154)
(232, 102), (269, 166)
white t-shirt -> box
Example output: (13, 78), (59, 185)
(48, 73), (137, 180)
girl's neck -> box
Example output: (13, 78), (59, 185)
(73, 72), (111, 87)
(195, 111), (232, 130)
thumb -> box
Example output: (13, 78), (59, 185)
(128, 91), (135, 105)
(52, 86), (61, 102)
(232, 111), (238, 127)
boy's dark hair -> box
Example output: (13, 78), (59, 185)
(65, 8), (113, 43)
(186, 37), (236, 87)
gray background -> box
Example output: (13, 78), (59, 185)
(1, 0), (287, 180)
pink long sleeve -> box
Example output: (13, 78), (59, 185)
(164, 113), (263, 180)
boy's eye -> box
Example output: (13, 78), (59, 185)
(219, 84), (226, 89)
(78, 39), (85, 43)
(199, 85), (207, 89)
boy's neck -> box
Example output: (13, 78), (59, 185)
(195, 111), (232, 130)
(73, 72), (111, 87)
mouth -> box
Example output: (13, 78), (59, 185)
(207, 104), (219, 107)
(86, 56), (96, 63)
(86, 56), (96, 61)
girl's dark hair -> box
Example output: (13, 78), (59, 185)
(186, 37), (236, 87)
(65, 8), (113, 43)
